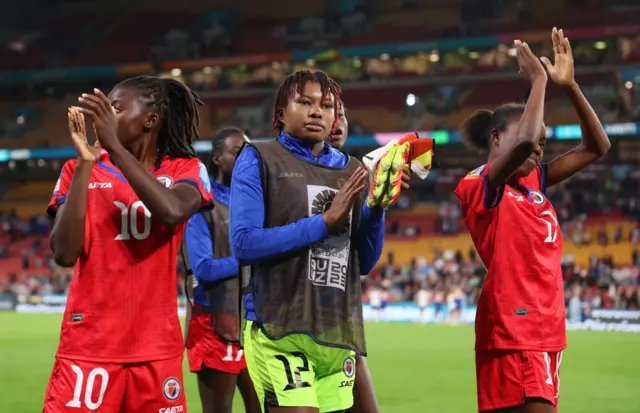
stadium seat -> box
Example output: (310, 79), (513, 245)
(377, 4), (461, 30)
(0, 202), (49, 219)
(394, 204), (439, 215)
(383, 234), (475, 265)
(1, 182), (55, 201)
(30, 104), (71, 148)
(383, 219), (639, 268)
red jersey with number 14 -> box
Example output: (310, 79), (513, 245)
(454, 163), (566, 352)
(48, 153), (213, 363)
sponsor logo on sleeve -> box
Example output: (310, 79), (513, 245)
(198, 162), (211, 193)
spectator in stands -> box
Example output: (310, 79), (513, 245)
(568, 286), (583, 322)
(598, 227), (609, 246)
(438, 200), (460, 234)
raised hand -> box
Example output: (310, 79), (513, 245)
(68, 106), (101, 163)
(515, 39), (547, 85)
(323, 167), (368, 230)
(540, 27), (575, 87)
(78, 88), (120, 151)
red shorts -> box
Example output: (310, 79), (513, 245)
(476, 350), (563, 412)
(186, 311), (246, 375)
(43, 355), (186, 413)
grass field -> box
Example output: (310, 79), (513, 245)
(2, 313), (639, 412)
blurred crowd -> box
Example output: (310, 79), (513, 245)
(0, 211), (61, 297)
(362, 172), (640, 316)
(2, 194), (639, 315)
(0, 209), (189, 302)
(363, 242), (640, 317)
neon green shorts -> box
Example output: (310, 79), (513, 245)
(243, 321), (356, 413)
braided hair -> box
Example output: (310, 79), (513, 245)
(272, 69), (342, 134)
(209, 126), (246, 180)
(115, 75), (203, 158)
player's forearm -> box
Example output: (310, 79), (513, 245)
(50, 162), (93, 267)
(230, 152), (330, 263)
(488, 80), (546, 187)
(515, 80), (546, 148)
(566, 82), (610, 156)
(231, 215), (329, 264)
(356, 204), (385, 275)
(108, 145), (195, 227)
(185, 216), (239, 283)
(195, 257), (239, 284)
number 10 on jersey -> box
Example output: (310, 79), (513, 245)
(114, 201), (151, 241)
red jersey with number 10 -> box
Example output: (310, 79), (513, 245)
(48, 153), (213, 363)
(454, 163), (566, 352)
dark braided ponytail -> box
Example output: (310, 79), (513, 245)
(115, 75), (203, 158)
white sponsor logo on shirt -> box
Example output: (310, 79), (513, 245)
(506, 191), (524, 202)
(88, 182), (112, 189)
(158, 406), (184, 413)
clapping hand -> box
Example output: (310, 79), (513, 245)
(323, 167), (368, 230)
(515, 39), (547, 85)
(540, 27), (575, 87)
(78, 89), (120, 152)
(68, 106), (101, 163)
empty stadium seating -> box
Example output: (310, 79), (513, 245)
(0, 182), (53, 219)
(0, 92), (215, 150)
(382, 218), (639, 267)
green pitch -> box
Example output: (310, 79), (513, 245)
(1, 313), (639, 412)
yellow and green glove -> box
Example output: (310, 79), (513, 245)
(364, 133), (434, 209)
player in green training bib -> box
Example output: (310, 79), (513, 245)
(229, 70), (387, 413)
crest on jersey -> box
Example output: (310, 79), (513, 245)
(198, 161), (212, 193)
(157, 175), (174, 188)
(163, 377), (182, 401)
(343, 357), (355, 378)
(465, 164), (486, 180)
(529, 190), (545, 205)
